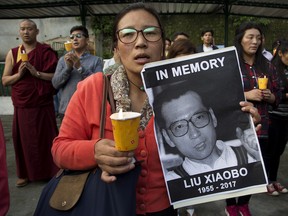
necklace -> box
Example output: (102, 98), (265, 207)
(128, 79), (145, 91)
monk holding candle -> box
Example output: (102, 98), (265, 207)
(1, 19), (59, 187)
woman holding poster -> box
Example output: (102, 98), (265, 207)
(49, 4), (262, 216)
(228, 22), (281, 216)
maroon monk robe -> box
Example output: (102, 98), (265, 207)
(0, 119), (9, 215)
(11, 42), (59, 181)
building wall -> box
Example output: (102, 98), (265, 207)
(0, 17), (94, 61)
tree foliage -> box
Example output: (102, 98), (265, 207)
(91, 16), (114, 58)
(91, 16), (114, 37)
(89, 14), (285, 58)
(231, 16), (271, 28)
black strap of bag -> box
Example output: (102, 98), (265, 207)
(100, 74), (115, 137)
(49, 74), (115, 211)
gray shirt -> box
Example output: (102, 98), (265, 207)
(52, 51), (103, 115)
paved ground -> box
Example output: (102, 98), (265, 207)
(1, 114), (288, 216)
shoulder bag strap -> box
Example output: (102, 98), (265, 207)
(99, 74), (115, 138)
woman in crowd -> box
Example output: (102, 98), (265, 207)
(51, 4), (262, 216)
(267, 39), (288, 195)
(225, 22), (281, 216)
(167, 38), (197, 59)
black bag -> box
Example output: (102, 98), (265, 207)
(34, 166), (141, 216)
(34, 74), (141, 216)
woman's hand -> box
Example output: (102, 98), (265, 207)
(261, 89), (276, 104)
(94, 139), (135, 183)
(239, 101), (261, 132)
(244, 89), (263, 102)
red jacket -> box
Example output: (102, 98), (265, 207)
(52, 73), (170, 214)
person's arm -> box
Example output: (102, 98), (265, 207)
(244, 89), (263, 102)
(51, 80), (102, 170)
(261, 89), (276, 104)
(247, 65), (281, 106)
(25, 62), (54, 81)
(52, 57), (73, 89)
(24, 46), (59, 81)
(240, 101), (261, 124)
(79, 56), (103, 78)
(2, 50), (26, 86)
(240, 101), (261, 132)
(265, 66), (281, 107)
(52, 74), (135, 182)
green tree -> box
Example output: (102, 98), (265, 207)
(91, 16), (114, 58)
(231, 16), (271, 28)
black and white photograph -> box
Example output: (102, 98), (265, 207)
(141, 46), (268, 208)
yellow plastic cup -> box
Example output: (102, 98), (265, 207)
(21, 53), (28, 61)
(110, 111), (141, 151)
(64, 42), (72, 51)
(258, 77), (268, 90)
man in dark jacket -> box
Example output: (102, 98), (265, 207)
(197, 29), (219, 52)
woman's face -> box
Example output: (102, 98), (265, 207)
(116, 9), (164, 76)
(241, 28), (262, 57)
(279, 51), (288, 66)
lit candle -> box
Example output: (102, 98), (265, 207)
(21, 50), (28, 61)
(119, 108), (123, 119)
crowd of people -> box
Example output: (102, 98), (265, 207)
(0, 2), (287, 216)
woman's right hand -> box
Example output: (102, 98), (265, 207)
(244, 89), (263, 102)
(94, 138), (135, 183)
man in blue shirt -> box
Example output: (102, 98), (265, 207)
(52, 25), (103, 120)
